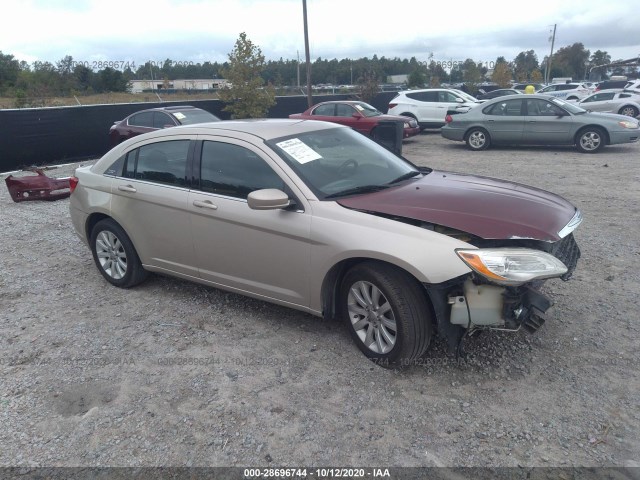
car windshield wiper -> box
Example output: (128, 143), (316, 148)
(388, 170), (421, 184)
(324, 184), (390, 199)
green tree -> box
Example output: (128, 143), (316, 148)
(407, 69), (425, 88)
(0, 51), (22, 94)
(462, 58), (482, 90)
(218, 32), (275, 119)
(551, 43), (590, 79)
(492, 60), (512, 87)
(513, 50), (539, 81)
(357, 69), (380, 103)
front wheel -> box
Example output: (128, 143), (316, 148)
(90, 219), (148, 288)
(619, 105), (638, 117)
(576, 127), (605, 153)
(340, 262), (433, 368)
(465, 128), (490, 151)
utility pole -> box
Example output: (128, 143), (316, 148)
(302, 0), (313, 108)
(297, 50), (300, 88)
(545, 24), (556, 85)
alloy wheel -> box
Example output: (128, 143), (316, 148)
(347, 281), (397, 354)
(95, 231), (127, 280)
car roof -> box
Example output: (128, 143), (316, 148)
(137, 118), (342, 141)
(314, 100), (368, 106)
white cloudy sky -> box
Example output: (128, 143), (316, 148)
(2, 0), (638, 67)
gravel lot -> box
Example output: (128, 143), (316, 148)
(1, 132), (639, 469)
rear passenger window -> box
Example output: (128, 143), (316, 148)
(128, 112), (154, 127)
(123, 140), (190, 187)
(407, 91), (438, 102)
(485, 99), (522, 116)
(199, 141), (285, 199)
(313, 104), (335, 116)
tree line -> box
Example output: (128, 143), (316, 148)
(0, 41), (636, 105)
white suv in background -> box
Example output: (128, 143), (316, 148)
(537, 83), (593, 100)
(387, 88), (480, 129)
(624, 79), (640, 95)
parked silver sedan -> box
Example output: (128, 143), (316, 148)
(576, 90), (640, 118)
(70, 120), (583, 367)
(441, 94), (640, 153)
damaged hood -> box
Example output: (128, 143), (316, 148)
(337, 170), (577, 242)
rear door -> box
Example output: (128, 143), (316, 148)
(481, 99), (525, 144)
(125, 111), (157, 138)
(580, 92), (616, 112)
(523, 98), (574, 145)
(406, 91), (439, 123)
(110, 137), (197, 276)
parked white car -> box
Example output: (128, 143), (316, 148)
(387, 88), (480, 129)
(577, 90), (640, 117)
(624, 79), (640, 95)
(537, 83), (593, 100)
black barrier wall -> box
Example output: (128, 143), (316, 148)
(0, 92), (400, 172)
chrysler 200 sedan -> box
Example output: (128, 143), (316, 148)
(441, 94), (640, 153)
(70, 120), (582, 367)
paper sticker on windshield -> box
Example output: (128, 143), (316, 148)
(354, 104), (364, 111)
(276, 138), (322, 164)
(173, 112), (186, 120)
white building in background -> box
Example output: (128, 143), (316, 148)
(387, 74), (409, 84)
(128, 79), (229, 93)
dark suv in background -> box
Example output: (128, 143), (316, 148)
(109, 106), (220, 145)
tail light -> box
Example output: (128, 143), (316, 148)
(388, 103), (397, 109)
(69, 176), (79, 193)
(445, 114), (453, 124)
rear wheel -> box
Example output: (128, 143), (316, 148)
(90, 219), (148, 288)
(619, 105), (638, 117)
(340, 262), (432, 368)
(465, 128), (491, 151)
(576, 127), (605, 153)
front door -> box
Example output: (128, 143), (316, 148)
(188, 138), (312, 307)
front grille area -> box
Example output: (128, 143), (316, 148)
(550, 233), (581, 281)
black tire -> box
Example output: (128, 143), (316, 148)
(339, 261), (433, 368)
(618, 105), (638, 117)
(575, 127), (606, 153)
(465, 128), (491, 151)
(90, 219), (148, 288)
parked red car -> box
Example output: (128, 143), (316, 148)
(109, 106), (220, 145)
(289, 101), (420, 138)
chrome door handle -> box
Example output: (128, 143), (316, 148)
(193, 200), (218, 210)
(118, 185), (137, 193)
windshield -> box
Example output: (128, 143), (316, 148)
(267, 127), (422, 200)
(353, 102), (382, 117)
(175, 109), (220, 125)
(550, 97), (587, 114)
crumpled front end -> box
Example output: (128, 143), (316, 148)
(425, 233), (581, 354)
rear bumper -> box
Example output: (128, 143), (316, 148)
(403, 126), (421, 138)
(441, 126), (466, 141)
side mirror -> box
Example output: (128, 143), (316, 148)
(247, 189), (291, 210)
(352, 113), (362, 119)
(455, 98), (464, 103)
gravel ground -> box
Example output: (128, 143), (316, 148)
(1, 133), (639, 469)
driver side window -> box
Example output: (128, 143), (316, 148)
(526, 99), (564, 117)
(199, 141), (285, 199)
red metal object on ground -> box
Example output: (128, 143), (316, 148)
(5, 169), (71, 202)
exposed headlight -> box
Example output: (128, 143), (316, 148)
(558, 209), (583, 238)
(456, 248), (568, 286)
(618, 120), (640, 129)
